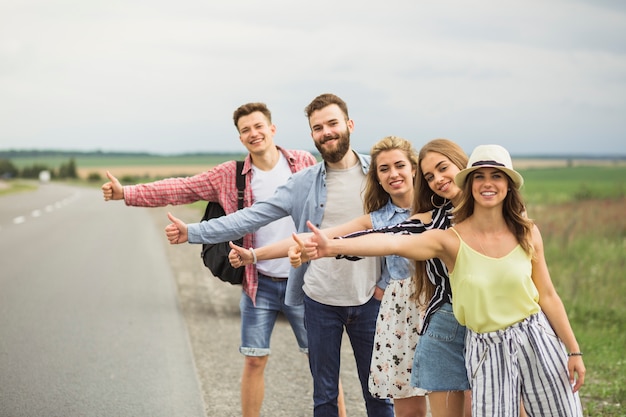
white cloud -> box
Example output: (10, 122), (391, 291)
(1, 0), (625, 155)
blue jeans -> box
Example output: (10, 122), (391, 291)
(304, 295), (393, 417)
(239, 274), (308, 356)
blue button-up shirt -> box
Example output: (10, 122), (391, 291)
(187, 151), (372, 306)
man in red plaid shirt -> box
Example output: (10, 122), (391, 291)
(101, 102), (346, 417)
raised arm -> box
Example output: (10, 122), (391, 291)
(228, 235), (304, 268)
(228, 213), (375, 268)
(302, 220), (452, 264)
(318, 214), (375, 239)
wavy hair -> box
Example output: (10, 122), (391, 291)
(453, 171), (535, 256)
(411, 139), (468, 305)
(232, 102), (272, 130)
(363, 136), (419, 213)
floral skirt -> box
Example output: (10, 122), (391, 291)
(368, 279), (427, 399)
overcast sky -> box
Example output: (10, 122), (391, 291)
(1, 0), (625, 156)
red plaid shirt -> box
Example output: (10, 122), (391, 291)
(123, 146), (317, 303)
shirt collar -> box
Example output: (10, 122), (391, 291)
(382, 199), (410, 222)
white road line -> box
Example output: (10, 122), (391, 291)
(5, 192), (81, 228)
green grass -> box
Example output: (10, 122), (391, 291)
(0, 180), (37, 196)
(520, 167), (626, 416)
(520, 166), (626, 205)
(532, 195), (625, 416)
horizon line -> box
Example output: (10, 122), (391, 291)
(1, 148), (626, 160)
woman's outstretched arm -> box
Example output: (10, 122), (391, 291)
(302, 220), (450, 263)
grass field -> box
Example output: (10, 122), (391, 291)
(521, 166), (626, 205)
(2, 156), (625, 416)
(6, 153), (249, 169)
(6, 152), (625, 183)
(531, 197), (625, 416)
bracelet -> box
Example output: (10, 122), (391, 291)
(567, 352), (583, 357)
(249, 247), (257, 265)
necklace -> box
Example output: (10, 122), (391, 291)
(474, 233), (487, 255)
(473, 231), (489, 255)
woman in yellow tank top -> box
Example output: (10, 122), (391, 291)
(301, 144), (585, 417)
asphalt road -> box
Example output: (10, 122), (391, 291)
(0, 182), (373, 417)
(0, 183), (205, 417)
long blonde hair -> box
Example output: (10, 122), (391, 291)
(363, 136), (419, 213)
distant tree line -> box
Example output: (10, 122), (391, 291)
(0, 150), (155, 158)
(1, 149), (624, 160)
(0, 150), (241, 158)
(0, 158), (78, 180)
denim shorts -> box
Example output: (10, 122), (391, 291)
(239, 273), (308, 356)
(411, 302), (470, 391)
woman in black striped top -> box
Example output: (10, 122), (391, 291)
(337, 139), (471, 417)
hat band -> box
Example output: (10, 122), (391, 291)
(471, 160), (505, 167)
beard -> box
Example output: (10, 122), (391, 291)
(314, 128), (351, 163)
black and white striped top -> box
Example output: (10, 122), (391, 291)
(339, 200), (454, 334)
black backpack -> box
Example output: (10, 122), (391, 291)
(200, 160), (245, 285)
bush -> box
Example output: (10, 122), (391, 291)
(57, 158), (78, 179)
(21, 163), (54, 179)
(0, 158), (18, 178)
(87, 172), (102, 182)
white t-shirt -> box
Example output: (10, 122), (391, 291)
(251, 153), (297, 278)
(303, 162), (381, 306)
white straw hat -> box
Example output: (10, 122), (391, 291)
(454, 144), (524, 189)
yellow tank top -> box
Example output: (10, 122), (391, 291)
(449, 228), (540, 333)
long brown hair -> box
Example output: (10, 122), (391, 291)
(453, 172), (535, 256)
(363, 136), (419, 213)
(411, 139), (468, 305)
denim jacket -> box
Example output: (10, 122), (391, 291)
(370, 200), (412, 288)
(187, 150), (371, 306)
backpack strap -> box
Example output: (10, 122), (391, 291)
(236, 160), (245, 210)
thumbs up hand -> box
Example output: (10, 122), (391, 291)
(102, 171), (124, 201)
(165, 212), (189, 244)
